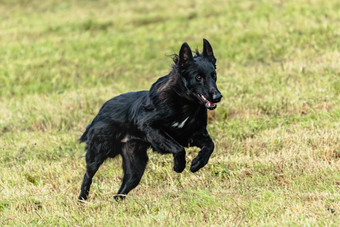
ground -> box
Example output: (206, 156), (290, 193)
(0, 0), (339, 225)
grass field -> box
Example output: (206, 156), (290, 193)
(0, 0), (339, 225)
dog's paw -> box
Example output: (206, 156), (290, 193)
(78, 195), (87, 202)
(173, 151), (186, 173)
(173, 158), (186, 173)
(190, 156), (207, 173)
(113, 194), (126, 202)
(173, 163), (186, 173)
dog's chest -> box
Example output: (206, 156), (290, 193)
(171, 116), (189, 129)
(169, 105), (205, 131)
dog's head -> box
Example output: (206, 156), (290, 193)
(175, 39), (222, 110)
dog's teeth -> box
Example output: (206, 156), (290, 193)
(200, 94), (207, 101)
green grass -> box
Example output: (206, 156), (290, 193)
(0, 0), (339, 225)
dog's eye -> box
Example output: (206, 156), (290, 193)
(196, 75), (203, 81)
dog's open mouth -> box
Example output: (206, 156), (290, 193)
(199, 94), (216, 110)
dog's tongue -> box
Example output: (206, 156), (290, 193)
(205, 100), (216, 109)
(200, 94), (216, 109)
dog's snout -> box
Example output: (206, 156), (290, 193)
(212, 93), (222, 103)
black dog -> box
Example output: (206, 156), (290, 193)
(78, 39), (222, 201)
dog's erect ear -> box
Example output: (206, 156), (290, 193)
(178, 42), (193, 67)
(202, 38), (216, 64)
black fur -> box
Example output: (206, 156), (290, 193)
(78, 39), (222, 201)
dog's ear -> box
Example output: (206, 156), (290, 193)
(178, 42), (193, 67)
(202, 38), (216, 65)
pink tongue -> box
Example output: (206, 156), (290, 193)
(205, 100), (216, 108)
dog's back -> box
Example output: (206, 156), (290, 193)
(80, 90), (148, 143)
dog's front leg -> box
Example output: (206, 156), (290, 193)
(189, 129), (214, 172)
(172, 151), (186, 173)
(144, 126), (186, 173)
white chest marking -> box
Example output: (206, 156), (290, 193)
(172, 117), (189, 129)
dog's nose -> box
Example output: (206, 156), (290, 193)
(212, 93), (223, 103)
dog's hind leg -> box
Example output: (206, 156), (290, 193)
(78, 144), (108, 201)
(114, 141), (148, 201)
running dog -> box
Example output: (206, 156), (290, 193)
(78, 39), (222, 201)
